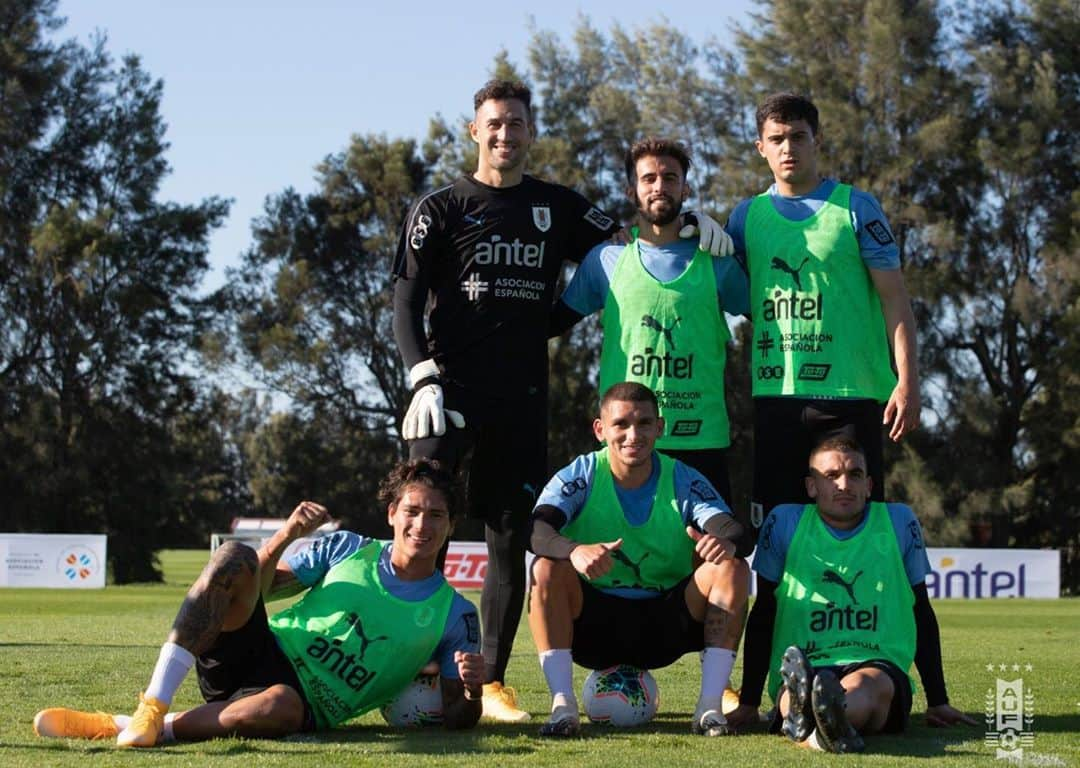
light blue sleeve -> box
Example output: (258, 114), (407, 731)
(751, 505), (801, 582)
(435, 593), (481, 680)
(887, 503), (932, 585)
(559, 242), (619, 316)
(715, 255), (750, 316)
(533, 453), (597, 528)
(850, 188), (901, 271)
(674, 461), (733, 529)
(286, 531), (370, 587)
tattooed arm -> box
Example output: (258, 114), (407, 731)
(260, 501), (330, 602)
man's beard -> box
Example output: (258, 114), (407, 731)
(637, 193), (683, 227)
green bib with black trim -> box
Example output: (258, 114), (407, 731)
(767, 502), (915, 702)
(746, 183), (896, 400)
(269, 540), (454, 728)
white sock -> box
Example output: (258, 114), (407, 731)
(806, 729), (825, 750)
(161, 713), (178, 743)
(698, 648), (736, 709)
(538, 649), (575, 702)
(145, 642), (196, 706)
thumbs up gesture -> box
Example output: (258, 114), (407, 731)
(687, 526), (734, 564)
(570, 538), (623, 580)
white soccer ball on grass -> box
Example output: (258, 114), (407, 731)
(380, 673), (443, 727)
(582, 665), (659, 726)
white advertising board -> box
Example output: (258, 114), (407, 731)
(0, 533), (107, 589)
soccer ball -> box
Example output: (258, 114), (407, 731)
(582, 665), (659, 726)
(380, 673), (444, 727)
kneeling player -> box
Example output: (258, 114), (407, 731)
(528, 382), (750, 737)
(725, 437), (976, 751)
(33, 459), (483, 746)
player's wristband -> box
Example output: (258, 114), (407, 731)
(408, 359), (441, 390)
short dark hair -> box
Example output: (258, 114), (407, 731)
(377, 458), (463, 519)
(599, 381), (659, 416)
(808, 435), (866, 468)
(756, 92), (820, 137)
(473, 79), (533, 120)
(624, 137), (692, 187)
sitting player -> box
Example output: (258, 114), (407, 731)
(33, 459), (483, 746)
(528, 382), (749, 737)
(725, 437), (976, 751)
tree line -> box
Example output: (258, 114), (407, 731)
(1, 0), (1076, 587)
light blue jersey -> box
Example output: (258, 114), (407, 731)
(726, 178), (900, 271)
(752, 503), (931, 586)
(288, 532), (479, 679)
(560, 237), (750, 317)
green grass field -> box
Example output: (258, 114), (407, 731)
(1, 550), (1077, 767)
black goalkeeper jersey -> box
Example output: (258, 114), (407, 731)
(393, 174), (618, 398)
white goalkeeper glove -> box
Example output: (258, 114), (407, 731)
(680, 211), (734, 258)
(402, 359), (465, 440)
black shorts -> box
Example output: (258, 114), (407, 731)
(409, 381), (547, 534)
(196, 599), (316, 732)
(571, 576), (703, 670)
(752, 397), (885, 529)
(770, 658), (911, 735)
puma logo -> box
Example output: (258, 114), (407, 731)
(822, 569), (863, 604)
(640, 314), (681, 349)
(770, 256), (810, 290)
(611, 549), (650, 583)
(345, 612), (389, 660)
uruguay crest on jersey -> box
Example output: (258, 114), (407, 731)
(532, 205), (551, 232)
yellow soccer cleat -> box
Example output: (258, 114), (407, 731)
(481, 682), (531, 722)
(33, 708), (120, 740)
(721, 686), (741, 715)
(116, 693), (168, 748)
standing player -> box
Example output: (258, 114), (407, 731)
(725, 437), (975, 751)
(549, 137), (748, 527)
(33, 459), (484, 746)
(726, 92), (920, 534)
(528, 382), (748, 737)
(393, 81), (727, 721)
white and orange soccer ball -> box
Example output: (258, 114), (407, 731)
(582, 665), (659, 727)
(380, 673), (443, 727)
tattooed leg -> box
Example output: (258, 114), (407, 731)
(168, 541), (260, 655)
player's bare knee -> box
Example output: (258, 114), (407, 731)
(530, 556), (573, 590)
(225, 686), (303, 736)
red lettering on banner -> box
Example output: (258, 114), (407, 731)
(443, 552), (488, 589)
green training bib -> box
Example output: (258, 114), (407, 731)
(599, 239), (731, 448)
(746, 184), (896, 400)
(562, 448), (694, 593)
(269, 540), (454, 728)
(767, 502), (915, 702)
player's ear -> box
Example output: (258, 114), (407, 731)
(680, 183), (690, 203)
(593, 417), (605, 443)
(865, 473), (873, 497)
(469, 119), (480, 145)
(656, 416), (666, 438)
(805, 473), (818, 499)
(387, 501), (397, 527)
(754, 138), (765, 159)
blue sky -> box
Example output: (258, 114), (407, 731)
(58, 1), (756, 289)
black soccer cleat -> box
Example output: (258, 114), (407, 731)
(779, 645), (815, 742)
(811, 670), (865, 753)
